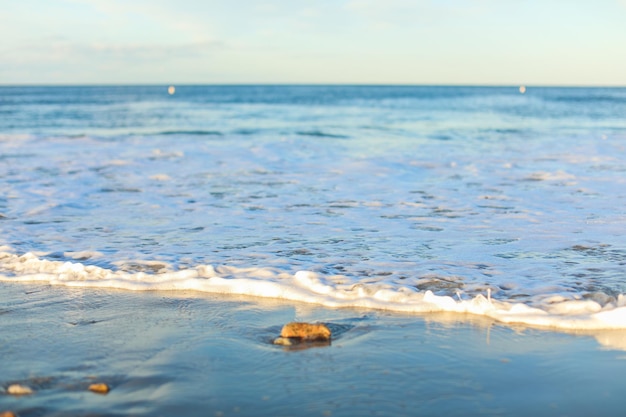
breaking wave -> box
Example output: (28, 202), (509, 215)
(2, 249), (626, 331)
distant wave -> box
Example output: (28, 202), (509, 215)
(233, 128), (261, 135)
(549, 94), (626, 104)
(99, 187), (142, 193)
(296, 131), (350, 139)
(153, 130), (224, 136)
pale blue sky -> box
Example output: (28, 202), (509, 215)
(2, 0), (625, 85)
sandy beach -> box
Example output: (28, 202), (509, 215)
(3, 0), (626, 411)
(2, 282), (626, 417)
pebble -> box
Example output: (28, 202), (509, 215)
(6, 384), (33, 395)
(274, 322), (332, 345)
(88, 383), (110, 394)
(280, 322), (331, 340)
(273, 337), (295, 346)
(0, 411), (17, 417)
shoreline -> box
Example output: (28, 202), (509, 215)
(2, 282), (626, 416)
(3, 248), (626, 333)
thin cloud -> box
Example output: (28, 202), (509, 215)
(5, 38), (224, 65)
(344, 0), (487, 26)
(65, 0), (215, 41)
(86, 40), (224, 60)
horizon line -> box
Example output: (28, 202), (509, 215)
(1, 82), (625, 89)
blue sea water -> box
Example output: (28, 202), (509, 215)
(1, 85), (626, 329)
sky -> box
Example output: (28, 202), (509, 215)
(1, 0), (626, 86)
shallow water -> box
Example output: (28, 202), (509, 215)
(1, 85), (626, 329)
(2, 283), (626, 417)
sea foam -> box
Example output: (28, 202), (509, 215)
(2, 249), (626, 331)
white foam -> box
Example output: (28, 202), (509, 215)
(3, 250), (626, 331)
(524, 170), (576, 182)
(64, 251), (104, 260)
(106, 159), (131, 166)
(150, 174), (172, 181)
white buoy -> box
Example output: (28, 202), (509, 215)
(168, 85), (176, 95)
(519, 85), (526, 94)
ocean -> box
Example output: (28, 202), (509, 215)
(2, 85), (626, 330)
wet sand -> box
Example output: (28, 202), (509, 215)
(2, 282), (626, 417)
